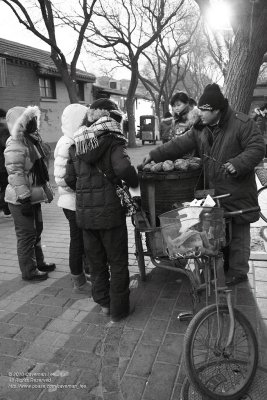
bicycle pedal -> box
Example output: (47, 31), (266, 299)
(177, 312), (193, 321)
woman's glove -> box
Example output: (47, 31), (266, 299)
(19, 197), (34, 217)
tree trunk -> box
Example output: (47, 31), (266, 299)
(126, 62), (139, 148)
(52, 55), (79, 103)
(223, 2), (267, 113)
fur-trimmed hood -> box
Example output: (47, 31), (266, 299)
(6, 106), (41, 140)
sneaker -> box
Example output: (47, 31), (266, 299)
(225, 274), (248, 286)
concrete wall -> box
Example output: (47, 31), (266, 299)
(40, 81), (94, 146)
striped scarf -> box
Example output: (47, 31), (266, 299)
(74, 116), (126, 155)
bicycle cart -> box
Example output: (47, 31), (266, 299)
(132, 169), (259, 400)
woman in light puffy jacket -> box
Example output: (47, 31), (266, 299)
(54, 104), (90, 293)
(4, 106), (56, 281)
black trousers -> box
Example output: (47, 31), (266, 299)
(63, 209), (84, 275)
(83, 223), (130, 319)
(8, 203), (45, 278)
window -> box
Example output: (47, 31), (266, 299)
(0, 57), (7, 87)
(110, 81), (117, 89)
(39, 77), (56, 98)
(76, 81), (85, 101)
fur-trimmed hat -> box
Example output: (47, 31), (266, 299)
(198, 83), (226, 111)
(6, 106), (40, 139)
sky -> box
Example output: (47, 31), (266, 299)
(0, 1), (231, 80)
(0, 1), (130, 79)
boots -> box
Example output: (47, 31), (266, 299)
(71, 273), (91, 293)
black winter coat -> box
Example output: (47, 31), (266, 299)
(150, 106), (265, 224)
(66, 134), (138, 230)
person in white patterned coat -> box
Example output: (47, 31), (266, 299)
(54, 103), (90, 293)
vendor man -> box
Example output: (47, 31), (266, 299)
(141, 83), (265, 286)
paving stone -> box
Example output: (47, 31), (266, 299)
(70, 323), (89, 336)
(0, 337), (28, 357)
(41, 286), (62, 296)
(157, 333), (184, 365)
(0, 354), (16, 374)
(38, 305), (65, 318)
(8, 313), (51, 329)
(31, 294), (70, 307)
(103, 392), (124, 400)
(119, 329), (141, 358)
(121, 375), (146, 400)
(16, 303), (44, 315)
(14, 326), (43, 342)
(64, 336), (100, 352)
(84, 323), (106, 339)
(167, 314), (190, 334)
(142, 362), (178, 400)
(46, 319), (81, 334)
(0, 322), (22, 338)
(160, 281), (182, 299)
(102, 365), (120, 392)
(126, 343), (159, 377)
(152, 298), (176, 320)
(21, 343), (68, 363)
(141, 318), (168, 345)
(78, 368), (100, 393)
(35, 330), (64, 346)
(118, 356), (130, 379)
(125, 306), (152, 329)
(63, 350), (102, 371)
(9, 357), (37, 375)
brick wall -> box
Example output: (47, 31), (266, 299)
(0, 60), (94, 147)
(0, 61), (40, 110)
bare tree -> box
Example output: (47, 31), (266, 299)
(194, 0), (267, 113)
(61, 0), (186, 147)
(138, 8), (200, 119)
(2, 0), (97, 103)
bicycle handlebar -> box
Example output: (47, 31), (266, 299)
(224, 206), (260, 218)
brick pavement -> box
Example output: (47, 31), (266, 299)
(0, 144), (266, 399)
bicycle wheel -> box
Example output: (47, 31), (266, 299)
(184, 304), (258, 400)
(134, 228), (146, 281)
(258, 186), (267, 223)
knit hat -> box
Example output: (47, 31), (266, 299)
(198, 83), (226, 111)
(90, 98), (118, 111)
(61, 104), (88, 138)
(6, 106), (26, 131)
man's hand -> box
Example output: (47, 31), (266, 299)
(223, 162), (237, 175)
(137, 154), (152, 171)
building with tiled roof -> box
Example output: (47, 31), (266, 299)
(0, 38), (96, 143)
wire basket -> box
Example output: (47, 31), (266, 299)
(159, 206), (226, 259)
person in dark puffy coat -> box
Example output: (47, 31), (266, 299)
(65, 98), (139, 323)
(141, 84), (265, 286)
(161, 92), (200, 143)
